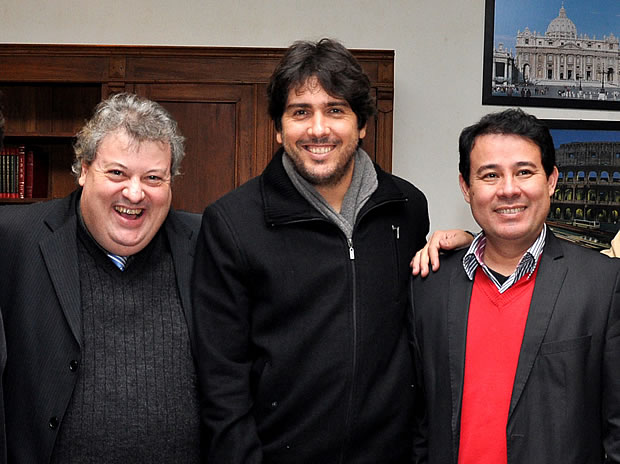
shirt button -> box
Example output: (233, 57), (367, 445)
(69, 360), (79, 371)
(49, 417), (59, 429)
(271, 401), (278, 409)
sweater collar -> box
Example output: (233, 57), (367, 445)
(260, 147), (407, 226)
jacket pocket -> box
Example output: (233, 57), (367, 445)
(391, 224), (401, 300)
(540, 334), (591, 355)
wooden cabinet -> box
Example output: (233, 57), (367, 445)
(0, 44), (394, 213)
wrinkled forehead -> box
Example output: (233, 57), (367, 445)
(94, 129), (170, 158)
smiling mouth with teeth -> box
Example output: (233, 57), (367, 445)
(115, 206), (144, 218)
(496, 207), (525, 214)
(306, 146), (334, 154)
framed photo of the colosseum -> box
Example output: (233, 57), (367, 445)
(483, 0), (620, 110)
(544, 118), (620, 250)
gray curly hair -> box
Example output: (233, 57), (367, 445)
(72, 93), (185, 180)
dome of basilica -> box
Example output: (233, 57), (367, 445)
(546, 5), (577, 39)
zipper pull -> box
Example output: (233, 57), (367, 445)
(392, 225), (400, 239)
(348, 238), (355, 260)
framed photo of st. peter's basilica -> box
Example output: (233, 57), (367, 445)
(483, 0), (620, 110)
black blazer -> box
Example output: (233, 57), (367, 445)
(0, 189), (200, 464)
(409, 232), (620, 463)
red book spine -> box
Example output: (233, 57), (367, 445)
(1, 147), (6, 199)
(25, 150), (34, 199)
(17, 145), (26, 199)
(10, 147), (18, 199)
(0, 147), (8, 198)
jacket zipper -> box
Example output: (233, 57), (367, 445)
(339, 198), (407, 463)
(339, 237), (357, 464)
(273, 197), (407, 463)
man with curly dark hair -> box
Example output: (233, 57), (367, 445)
(192, 38), (430, 464)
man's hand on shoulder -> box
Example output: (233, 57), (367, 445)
(410, 229), (474, 277)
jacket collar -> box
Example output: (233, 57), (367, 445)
(260, 148), (407, 226)
(40, 190), (83, 346)
(40, 189), (197, 346)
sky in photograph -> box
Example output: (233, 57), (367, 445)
(494, 0), (620, 53)
(550, 128), (620, 147)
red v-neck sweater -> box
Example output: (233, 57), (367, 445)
(458, 265), (539, 464)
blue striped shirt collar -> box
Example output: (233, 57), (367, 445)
(462, 224), (546, 293)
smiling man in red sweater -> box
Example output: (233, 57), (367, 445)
(409, 108), (620, 463)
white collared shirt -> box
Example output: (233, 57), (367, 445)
(462, 225), (546, 293)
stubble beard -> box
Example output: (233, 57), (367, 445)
(283, 137), (359, 187)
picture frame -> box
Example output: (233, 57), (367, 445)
(544, 118), (620, 250)
(483, 0), (620, 111)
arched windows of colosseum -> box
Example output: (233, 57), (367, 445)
(599, 190), (609, 202)
(588, 189), (597, 201)
(576, 188), (585, 200)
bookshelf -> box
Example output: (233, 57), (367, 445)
(0, 44), (395, 213)
(1, 84), (101, 202)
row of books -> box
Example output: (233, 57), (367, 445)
(0, 145), (35, 199)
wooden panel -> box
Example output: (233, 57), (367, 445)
(0, 56), (108, 82)
(375, 89), (394, 171)
(51, 86), (101, 134)
(1, 84), (100, 136)
(137, 83), (255, 213)
(254, 83), (277, 174)
(1, 85), (52, 134)
(127, 56), (281, 83)
(49, 143), (74, 199)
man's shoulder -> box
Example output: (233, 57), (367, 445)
(208, 176), (262, 211)
(378, 169), (426, 202)
(550, 234), (620, 274)
(413, 249), (468, 285)
(0, 195), (72, 230)
(168, 209), (201, 233)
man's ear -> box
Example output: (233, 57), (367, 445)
(547, 166), (559, 196)
(459, 173), (471, 204)
(276, 132), (283, 144)
(78, 163), (89, 187)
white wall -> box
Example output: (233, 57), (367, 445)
(2, 0), (618, 233)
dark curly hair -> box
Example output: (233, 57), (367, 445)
(267, 38), (376, 132)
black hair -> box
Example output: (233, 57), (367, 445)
(267, 38), (376, 132)
(458, 108), (556, 185)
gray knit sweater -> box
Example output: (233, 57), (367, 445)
(51, 226), (200, 463)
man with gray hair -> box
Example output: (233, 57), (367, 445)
(0, 93), (202, 463)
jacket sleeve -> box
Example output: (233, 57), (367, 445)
(603, 267), (620, 462)
(191, 204), (263, 464)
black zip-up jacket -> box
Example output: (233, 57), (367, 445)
(192, 149), (429, 463)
